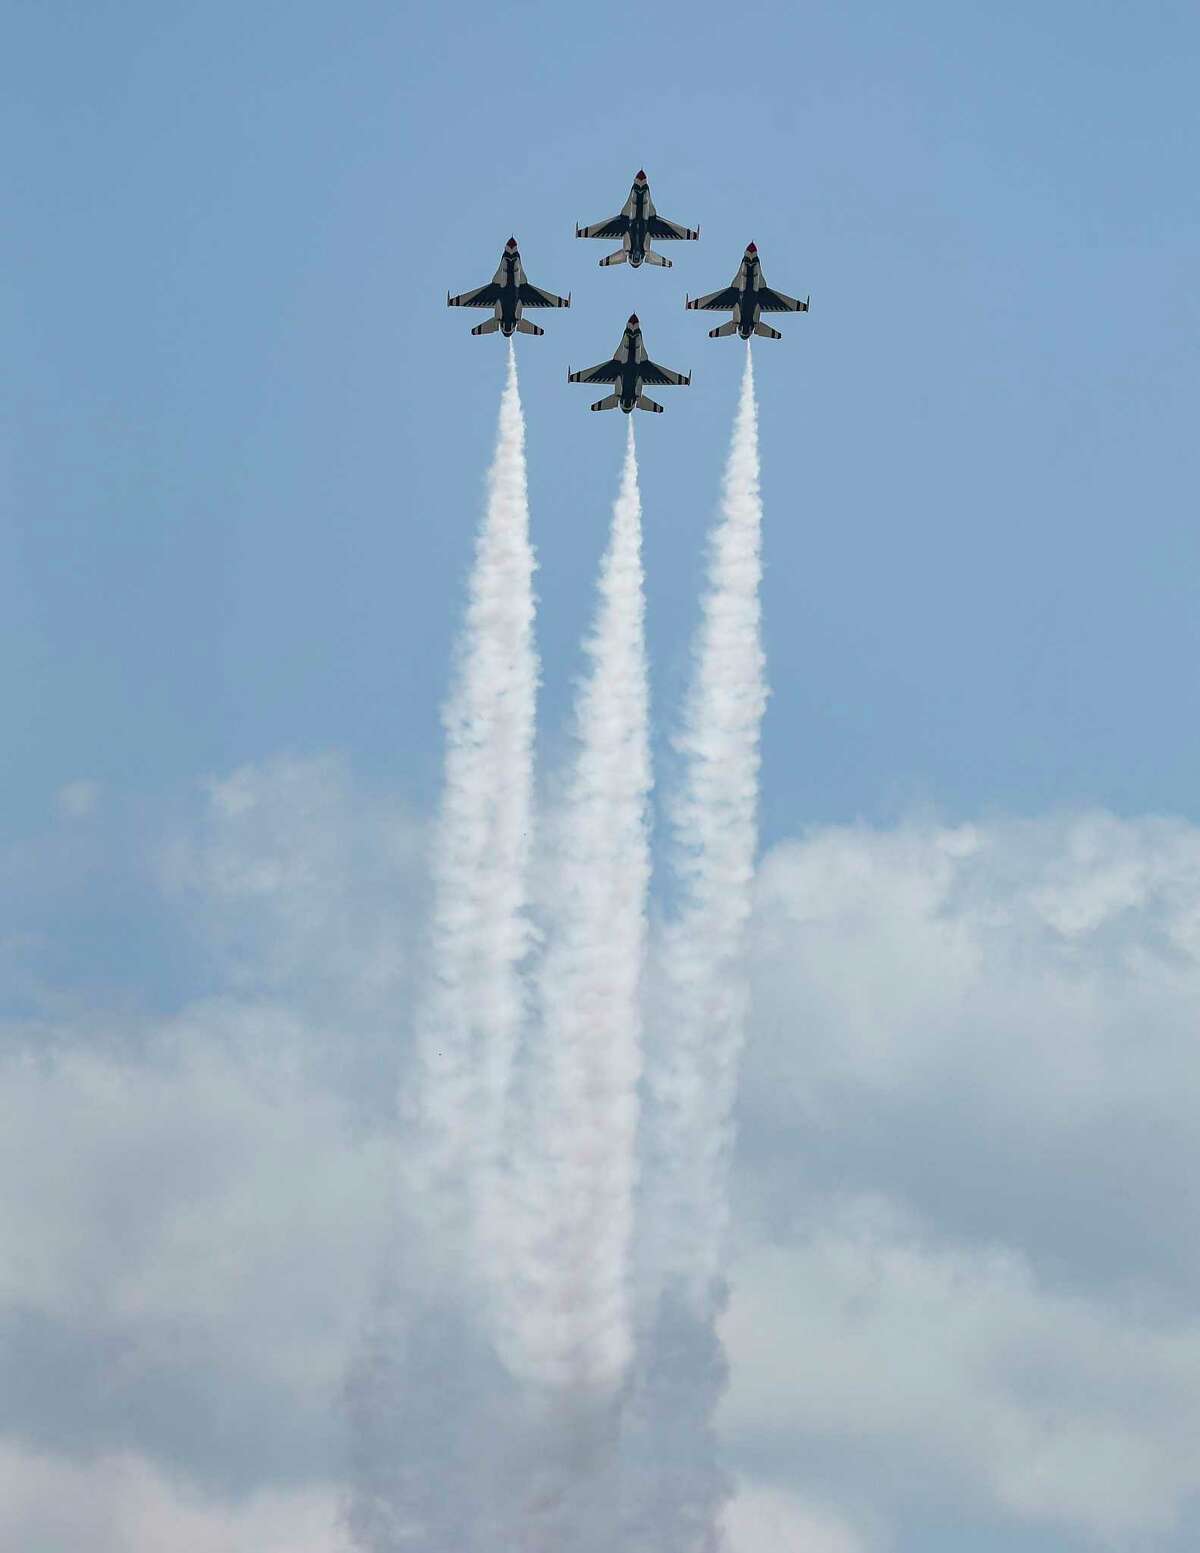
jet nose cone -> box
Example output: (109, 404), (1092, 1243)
(746, 242), (757, 253)
(628, 313), (639, 326)
(635, 169), (647, 182)
(506, 237), (518, 249)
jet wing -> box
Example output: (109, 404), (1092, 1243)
(757, 286), (809, 313)
(639, 359), (691, 387)
(576, 214), (629, 240)
(518, 283), (570, 309)
(686, 286), (741, 312)
(646, 215), (699, 241)
(447, 283), (502, 309)
(568, 360), (624, 385)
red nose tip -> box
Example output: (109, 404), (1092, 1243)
(628, 314), (639, 325)
(506, 237), (518, 249)
(635, 169), (647, 181)
(747, 242), (757, 253)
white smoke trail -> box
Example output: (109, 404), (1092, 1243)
(627, 349), (766, 1553)
(408, 338), (539, 1258)
(347, 343), (538, 1553)
(501, 423), (652, 1553)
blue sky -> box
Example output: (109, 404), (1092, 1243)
(4, 0), (1198, 854)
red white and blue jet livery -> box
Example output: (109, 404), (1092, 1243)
(568, 315), (691, 414)
(447, 238), (571, 337)
(576, 171), (699, 269)
(686, 243), (809, 339)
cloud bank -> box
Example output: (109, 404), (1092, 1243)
(3, 772), (1199, 1551)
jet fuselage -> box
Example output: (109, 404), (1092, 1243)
(732, 256), (764, 339)
(494, 253), (523, 335)
(614, 326), (646, 409)
(624, 185), (650, 267)
(617, 338), (645, 413)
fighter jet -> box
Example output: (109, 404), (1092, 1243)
(685, 243), (809, 339)
(447, 238), (570, 336)
(567, 315), (691, 414)
(576, 171), (699, 269)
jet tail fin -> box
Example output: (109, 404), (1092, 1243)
(471, 317), (502, 335)
(709, 320), (740, 338)
(599, 249), (628, 267)
(642, 250), (673, 268)
(636, 394), (664, 414)
(590, 394), (621, 412)
(753, 321), (782, 339)
(513, 318), (544, 335)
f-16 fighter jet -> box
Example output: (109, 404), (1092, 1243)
(447, 238), (570, 336)
(576, 171), (699, 269)
(685, 243), (809, 339)
(568, 315), (691, 414)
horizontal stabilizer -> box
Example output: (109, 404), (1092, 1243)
(709, 320), (739, 338)
(591, 394), (621, 412)
(600, 249), (628, 267)
(636, 394), (663, 414)
(642, 250), (672, 268)
(471, 317), (502, 335)
(514, 318), (544, 335)
(753, 321), (782, 339)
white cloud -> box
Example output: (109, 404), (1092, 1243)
(5, 778), (1200, 1549)
(0, 1444), (345, 1553)
(739, 812), (1200, 1294)
(0, 756), (415, 1498)
(747, 811), (1200, 1105)
(0, 1025), (395, 1490)
(160, 754), (425, 1009)
(724, 1479), (878, 1553)
(720, 811), (1200, 1544)
(721, 1205), (1200, 1541)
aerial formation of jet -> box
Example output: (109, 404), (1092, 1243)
(568, 315), (691, 414)
(447, 238), (570, 337)
(446, 173), (808, 414)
